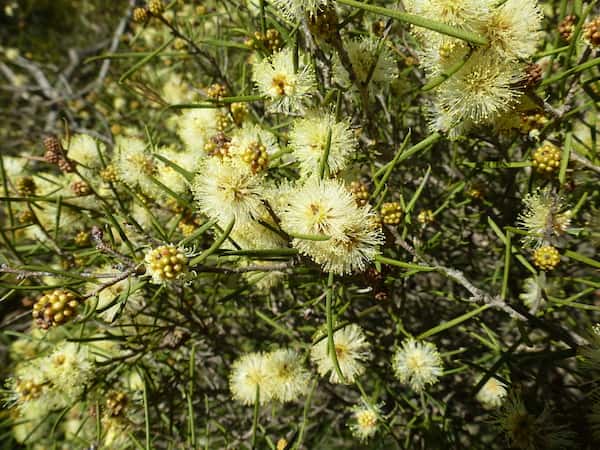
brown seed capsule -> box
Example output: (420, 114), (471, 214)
(558, 15), (576, 41)
(524, 63), (543, 89)
(43, 135), (62, 164)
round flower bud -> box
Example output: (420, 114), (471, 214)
(15, 379), (43, 401)
(241, 141), (268, 173)
(558, 15), (576, 41)
(144, 245), (189, 283)
(132, 7), (149, 23)
(231, 102), (249, 126)
(71, 180), (91, 196)
(147, 0), (164, 16)
(417, 209), (434, 225)
(381, 202), (402, 225)
(532, 245), (560, 271)
(349, 181), (370, 207)
(532, 142), (561, 175)
(207, 83), (228, 100)
(584, 16), (600, 47)
(100, 165), (119, 182)
(32, 289), (81, 329)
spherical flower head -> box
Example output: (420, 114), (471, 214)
(434, 50), (522, 128)
(289, 111), (358, 176)
(517, 188), (572, 248)
(532, 245), (560, 271)
(479, 0), (543, 61)
(310, 324), (371, 384)
(519, 275), (546, 311)
(476, 377), (508, 409)
(392, 339), (443, 392)
(65, 133), (105, 173)
(349, 401), (383, 441)
(264, 349), (311, 402)
(230, 220), (287, 251)
(229, 352), (272, 405)
(192, 157), (267, 225)
(271, 0), (330, 21)
(228, 123), (279, 173)
(381, 202), (402, 225)
(32, 289), (80, 329)
(177, 108), (220, 154)
(144, 245), (189, 284)
(252, 48), (316, 113)
(406, 0), (491, 31)
(280, 178), (384, 274)
(155, 146), (203, 196)
(334, 37), (398, 86)
(41, 342), (93, 401)
(113, 136), (158, 196)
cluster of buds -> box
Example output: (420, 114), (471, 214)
(207, 83), (228, 100)
(216, 111), (231, 132)
(349, 181), (370, 207)
(106, 391), (128, 417)
(32, 289), (81, 329)
(205, 132), (232, 158)
(144, 245), (189, 283)
(133, 0), (163, 23)
(241, 141), (269, 173)
(520, 111), (548, 134)
(532, 142), (561, 175)
(15, 176), (36, 196)
(15, 379), (43, 401)
(584, 16), (600, 47)
(381, 202), (402, 225)
(558, 15), (577, 41)
(307, 6), (340, 43)
(532, 245), (561, 271)
(43, 135), (75, 172)
(17, 210), (33, 224)
(417, 209), (435, 225)
(71, 179), (91, 196)
(467, 184), (485, 200)
(74, 230), (90, 247)
(230, 102), (249, 126)
(244, 29), (283, 53)
(523, 63), (543, 89)
(100, 164), (119, 182)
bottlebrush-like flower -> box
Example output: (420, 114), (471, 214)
(517, 188), (572, 248)
(192, 157), (267, 225)
(392, 338), (443, 392)
(264, 349), (311, 402)
(310, 324), (371, 384)
(252, 48), (316, 113)
(476, 377), (508, 409)
(229, 352), (273, 405)
(289, 111), (358, 176)
(177, 108), (220, 154)
(348, 400), (383, 441)
(334, 37), (398, 86)
(271, 0), (330, 20)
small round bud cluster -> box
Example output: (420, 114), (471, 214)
(467, 185), (484, 200)
(216, 112), (231, 132)
(245, 29), (283, 53)
(532, 143), (561, 175)
(144, 245), (188, 283)
(147, 0), (164, 16)
(15, 176), (36, 196)
(241, 141), (268, 173)
(15, 379), (43, 401)
(307, 6), (340, 43)
(584, 16), (600, 47)
(71, 180), (91, 196)
(207, 83), (227, 100)
(205, 132), (232, 158)
(100, 164), (119, 182)
(32, 289), (81, 329)
(276, 438), (288, 450)
(106, 391), (128, 417)
(532, 245), (560, 271)
(558, 15), (576, 41)
(74, 230), (90, 247)
(381, 202), (402, 225)
(173, 38), (186, 50)
(231, 102), (249, 126)
(417, 209), (434, 225)
(349, 181), (370, 207)
(520, 112), (548, 133)
(17, 210), (33, 224)
(43, 135), (62, 164)
(524, 63), (543, 89)
(132, 7), (149, 23)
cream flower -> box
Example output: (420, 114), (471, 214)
(229, 352), (272, 405)
(392, 339), (443, 392)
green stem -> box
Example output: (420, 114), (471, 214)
(251, 386), (260, 450)
(336, 0), (488, 45)
(190, 218), (235, 265)
(325, 272), (346, 383)
(293, 379), (318, 450)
